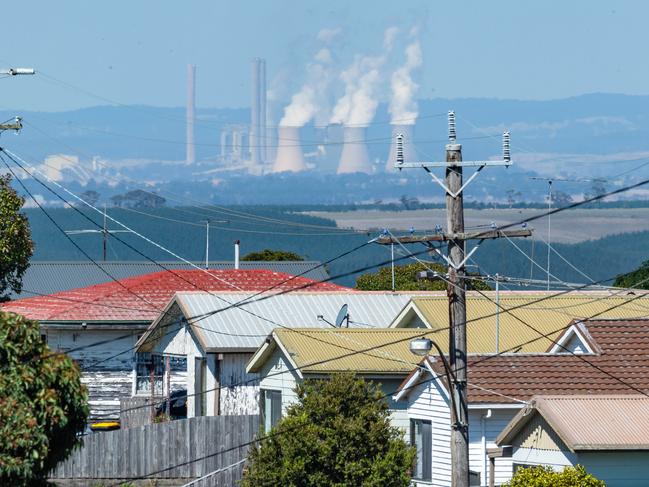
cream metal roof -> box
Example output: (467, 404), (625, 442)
(498, 395), (649, 450)
(393, 293), (649, 353)
(139, 291), (417, 352)
(248, 328), (439, 375)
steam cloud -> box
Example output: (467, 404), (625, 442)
(389, 40), (422, 125)
(280, 26), (422, 129)
(280, 49), (333, 127)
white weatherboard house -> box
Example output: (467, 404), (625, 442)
(135, 291), (420, 418)
(392, 318), (649, 487)
(245, 328), (442, 434)
(496, 395), (649, 487)
(0, 267), (343, 420)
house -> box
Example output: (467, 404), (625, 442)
(135, 292), (427, 419)
(389, 293), (649, 353)
(9, 260), (331, 299)
(246, 327), (443, 433)
(393, 318), (649, 487)
(1, 268), (345, 420)
(496, 395), (649, 487)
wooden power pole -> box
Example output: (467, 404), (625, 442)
(378, 112), (532, 487)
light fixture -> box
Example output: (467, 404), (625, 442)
(409, 337), (433, 356)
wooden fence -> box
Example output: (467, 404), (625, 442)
(119, 395), (158, 429)
(50, 415), (259, 485)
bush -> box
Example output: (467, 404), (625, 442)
(0, 312), (88, 485)
(355, 262), (492, 291)
(503, 464), (606, 487)
(242, 373), (415, 487)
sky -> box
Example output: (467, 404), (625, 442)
(2, 1), (648, 111)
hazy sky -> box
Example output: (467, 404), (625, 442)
(2, 1), (648, 111)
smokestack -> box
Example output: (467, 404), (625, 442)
(234, 240), (240, 269)
(259, 59), (267, 163)
(386, 124), (417, 171)
(186, 64), (196, 164)
(250, 58), (267, 166)
(273, 126), (306, 172)
(337, 126), (372, 174)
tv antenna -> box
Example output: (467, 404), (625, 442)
(65, 204), (132, 261)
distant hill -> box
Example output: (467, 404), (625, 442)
(3, 93), (649, 204)
(21, 206), (649, 289)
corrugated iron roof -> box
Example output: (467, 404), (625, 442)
(165, 292), (416, 352)
(266, 328), (438, 374)
(1, 270), (347, 322)
(498, 395), (649, 450)
(404, 294), (649, 353)
(9, 261), (330, 299)
(394, 319), (649, 405)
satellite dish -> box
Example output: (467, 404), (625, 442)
(335, 304), (349, 328)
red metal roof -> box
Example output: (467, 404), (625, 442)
(467, 319), (649, 403)
(1, 269), (347, 322)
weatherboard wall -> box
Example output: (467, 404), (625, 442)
(402, 376), (520, 487)
(45, 327), (148, 420)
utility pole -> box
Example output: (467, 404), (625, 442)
(0, 67), (35, 133)
(199, 219), (228, 269)
(378, 112), (532, 487)
(66, 205), (132, 261)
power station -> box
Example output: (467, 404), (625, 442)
(206, 57), (422, 175)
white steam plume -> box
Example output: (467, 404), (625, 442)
(330, 26), (398, 127)
(280, 48), (334, 127)
(389, 40), (422, 125)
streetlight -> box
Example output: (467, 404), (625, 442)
(409, 337), (462, 430)
(0, 68), (36, 76)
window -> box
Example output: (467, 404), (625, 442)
(135, 353), (164, 395)
(410, 418), (432, 481)
(260, 389), (282, 432)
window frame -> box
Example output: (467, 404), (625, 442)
(260, 388), (282, 432)
(410, 418), (432, 481)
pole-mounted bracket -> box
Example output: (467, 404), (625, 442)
(394, 111), (512, 198)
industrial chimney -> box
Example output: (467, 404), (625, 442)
(250, 58), (267, 167)
(186, 64), (196, 164)
(337, 126), (372, 174)
(386, 124), (417, 171)
(273, 126), (306, 172)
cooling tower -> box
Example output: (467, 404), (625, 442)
(337, 126), (372, 174)
(386, 124), (417, 171)
(272, 126), (306, 172)
(186, 64), (196, 164)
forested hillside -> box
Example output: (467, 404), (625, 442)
(23, 206), (647, 289)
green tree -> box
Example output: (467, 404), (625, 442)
(242, 373), (415, 487)
(503, 464), (605, 487)
(614, 260), (649, 289)
(355, 262), (491, 291)
(0, 174), (33, 301)
(0, 312), (88, 485)
(242, 249), (304, 261)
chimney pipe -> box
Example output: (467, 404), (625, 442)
(186, 64), (196, 164)
(234, 240), (240, 269)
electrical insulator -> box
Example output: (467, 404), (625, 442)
(502, 131), (511, 163)
(448, 111), (456, 142)
(396, 133), (404, 165)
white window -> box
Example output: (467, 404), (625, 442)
(260, 389), (282, 432)
(411, 418), (432, 482)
